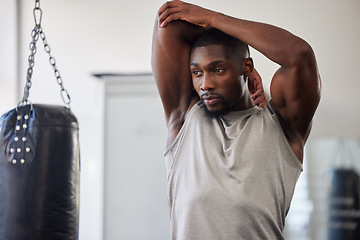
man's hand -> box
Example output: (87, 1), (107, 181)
(158, 0), (217, 28)
(248, 69), (268, 108)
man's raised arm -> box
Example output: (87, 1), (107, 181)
(151, 17), (204, 145)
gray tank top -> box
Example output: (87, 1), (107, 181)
(164, 102), (303, 240)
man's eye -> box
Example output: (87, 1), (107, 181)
(215, 68), (224, 73)
(193, 70), (201, 75)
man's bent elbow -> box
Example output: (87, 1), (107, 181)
(294, 39), (322, 101)
(293, 39), (317, 67)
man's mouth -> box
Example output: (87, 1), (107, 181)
(201, 93), (221, 106)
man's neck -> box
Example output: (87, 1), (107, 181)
(231, 90), (255, 112)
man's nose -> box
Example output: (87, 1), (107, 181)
(200, 74), (215, 91)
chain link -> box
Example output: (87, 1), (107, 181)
(20, 0), (71, 108)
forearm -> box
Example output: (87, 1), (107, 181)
(210, 13), (313, 68)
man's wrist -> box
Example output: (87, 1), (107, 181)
(208, 12), (224, 29)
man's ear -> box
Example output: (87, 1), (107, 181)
(242, 57), (254, 77)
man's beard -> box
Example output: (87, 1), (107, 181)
(202, 99), (232, 118)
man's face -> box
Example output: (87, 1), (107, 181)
(190, 44), (246, 116)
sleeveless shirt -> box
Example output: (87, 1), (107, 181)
(164, 102), (303, 240)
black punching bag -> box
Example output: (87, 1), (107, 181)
(328, 168), (360, 240)
(0, 104), (80, 240)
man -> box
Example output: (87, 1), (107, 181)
(151, 0), (321, 239)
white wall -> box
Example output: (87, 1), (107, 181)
(1, 0), (359, 239)
(0, 0), (17, 111)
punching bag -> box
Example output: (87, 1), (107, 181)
(328, 168), (360, 240)
(0, 104), (80, 240)
(0, 1), (80, 239)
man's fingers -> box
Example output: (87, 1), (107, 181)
(251, 88), (268, 109)
(258, 99), (268, 108)
(158, 1), (183, 27)
(159, 9), (184, 27)
(253, 79), (263, 91)
(252, 88), (264, 99)
(158, 1), (177, 16)
(159, 12), (177, 27)
(252, 95), (268, 108)
(248, 81), (255, 94)
(252, 95), (263, 104)
(248, 68), (267, 108)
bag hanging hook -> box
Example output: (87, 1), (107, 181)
(33, 1), (42, 27)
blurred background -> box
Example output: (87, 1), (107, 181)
(1, 0), (359, 239)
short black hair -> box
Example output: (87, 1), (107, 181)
(192, 28), (250, 58)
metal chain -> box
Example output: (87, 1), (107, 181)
(38, 27), (71, 107)
(21, 26), (40, 105)
(20, 0), (71, 108)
